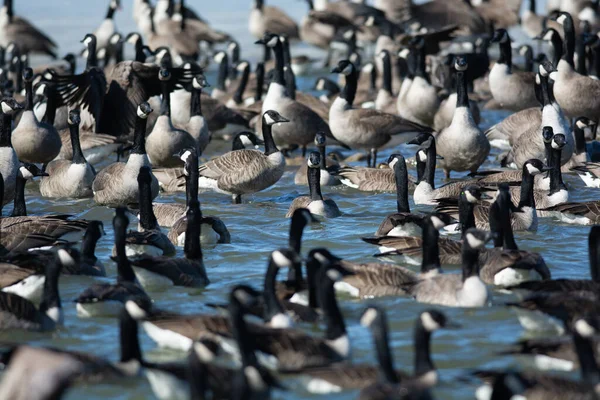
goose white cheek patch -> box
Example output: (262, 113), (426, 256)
(272, 250), (292, 268)
(465, 233), (485, 249)
(360, 308), (378, 327)
(421, 312), (441, 331)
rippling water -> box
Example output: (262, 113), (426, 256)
(4, 0), (595, 399)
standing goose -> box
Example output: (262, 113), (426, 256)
(249, 0), (299, 40)
(0, 249), (64, 331)
(11, 68), (61, 166)
(374, 49), (396, 114)
(180, 75), (210, 154)
(146, 69), (196, 168)
(197, 110), (288, 204)
(124, 167), (175, 257)
(256, 33), (330, 154)
(329, 59), (431, 167)
(75, 207), (149, 318)
(286, 151), (341, 218)
(94, 0), (121, 52)
(0, 97), (20, 205)
(488, 29), (538, 111)
(402, 228), (493, 307)
(39, 110), (95, 198)
(0, 0), (57, 57)
(435, 56), (489, 178)
(93, 102), (159, 206)
(294, 132), (339, 186)
(130, 199), (208, 290)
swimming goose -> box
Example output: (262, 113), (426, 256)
(198, 110), (287, 204)
(124, 167), (175, 257)
(548, 12), (600, 120)
(402, 228), (493, 307)
(93, 102), (159, 206)
(75, 207), (149, 318)
(249, 0), (299, 40)
(257, 34), (330, 154)
(11, 68), (61, 166)
(375, 154), (424, 237)
(0, 0), (57, 58)
(0, 249), (64, 331)
(329, 59), (431, 167)
(94, 0), (121, 52)
(39, 110), (95, 198)
(397, 39), (440, 127)
(0, 97), (20, 205)
(294, 132), (339, 187)
(435, 56), (489, 178)
(146, 69), (196, 168)
(489, 29), (538, 111)
(335, 155), (417, 193)
(286, 151), (341, 218)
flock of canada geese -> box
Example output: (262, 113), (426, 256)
(2, 0), (600, 398)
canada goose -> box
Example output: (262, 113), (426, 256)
(0, 0), (57, 58)
(564, 117), (596, 171)
(329, 59), (430, 167)
(11, 68), (61, 165)
(489, 29), (538, 111)
(401, 228), (493, 307)
(93, 102), (159, 206)
(75, 207), (149, 318)
(485, 107), (541, 149)
(146, 69), (196, 168)
(294, 132), (339, 187)
(397, 39), (440, 127)
(374, 154), (423, 237)
(548, 12), (600, 120)
(286, 151), (341, 218)
(334, 159), (417, 193)
(211, 51), (228, 101)
(198, 110), (287, 204)
(436, 57), (489, 178)
(39, 110), (95, 198)
(124, 167), (175, 257)
(94, 0), (121, 52)
(249, 0), (299, 40)
(257, 34), (330, 154)
(373, 49), (395, 114)
(0, 97), (20, 205)
(299, 3), (335, 63)
(0, 249), (64, 331)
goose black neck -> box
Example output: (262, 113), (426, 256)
(421, 221), (441, 273)
(263, 261), (286, 322)
(255, 62), (264, 101)
(381, 55), (392, 94)
(24, 79), (33, 111)
(11, 174), (27, 217)
(42, 88), (58, 125)
(0, 113), (12, 147)
(455, 71), (469, 108)
(106, 3), (117, 19)
(0, 172), (4, 215)
(69, 122), (86, 164)
(233, 65), (250, 104)
(38, 258), (61, 315)
(190, 87), (202, 117)
(523, 48), (534, 72)
(186, 154), (199, 205)
(160, 81), (171, 116)
(119, 311), (143, 363)
(562, 16), (576, 68)
(282, 39), (291, 67)
(115, 225), (136, 283)
(549, 147), (565, 194)
(539, 74), (552, 107)
(502, 210), (519, 250)
(113, 41), (124, 64)
(138, 178), (158, 230)
(184, 205), (203, 260)
(489, 200), (504, 248)
(340, 67), (358, 106)
(518, 165), (536, 208)
(576, 36), (587, 75)
(318, 145), (327, 169)
(216, 57), (227, 91)
(284, 66), (296, 100)
(590, 228), (600, 282)
(308, 167), (323, 201)
(414, 47), (428, 82)
(306, 258), (319, 309)
(574, 329), (600, 386)
(461, 245), (481, 281)
(262, 44), (271, 63)
(495, 193), (518, 250)
(458, 195), (476, 238)
(271, 40), (285, 86)
(318, 271), (346, 341)
(528, 0), (536, 13)
(423, 143), (436, 188)
(497, 39), (512, 69)
(229, 295), (258, 367)
(4, 0), (13, 19)
(549, 33), (563, 67)
(371, 313), (398, 384)
(369, 63), (377, 92)
(414, 320), (434, 377)
(132, 115), (147, 154)
(134, 39), (145, 62)
(287, 216), (307, 282)
(574, 124), (587, 154)
(81, 228), (100, 260)
(260, 118), (279, 156)
(188, 349), (208, 400)
(86, 41), (98, 70)
(394, 160), (410, 213)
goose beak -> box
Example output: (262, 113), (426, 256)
(276, 116), (290, 123)
(255, 39), (265, 45)
(436, 155), (444, 160)
(331, 66), (341, 73)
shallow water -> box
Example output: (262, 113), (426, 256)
(4, 0), (595, 399)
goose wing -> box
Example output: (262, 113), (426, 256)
(485, 107), (540, 143)
(357, 109), (432, 136)
(153, 203), (186, 227)
(540, 201), (600, 222)
(507, 291), (600, 321)
(130, 255), (209, 287)
(199, 149), (264, 179)
(0, 233), (68, 253)
(338, 260), (417, 297)
(335, 167), (395, 191)
(0, 292), (39, 323)
(479, 249), (550, 284)
(281, 363), (398, 389)
(145, 313), (233, 339)
(375, 213), (425, 237)
(263, 6), (300, 39)
(0, 265), (37, 289)
(286, 197), (312, 218)
(201, 94), (250, 131)
(5, 19), (57, 58)
(572, 162), (600, 179)
(76, 281), (147, 304)
(403, 274), (464, 306)
(125, 230), (176, 256)
(507, 279), (600, 294)
(92, 162), (125, 194)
